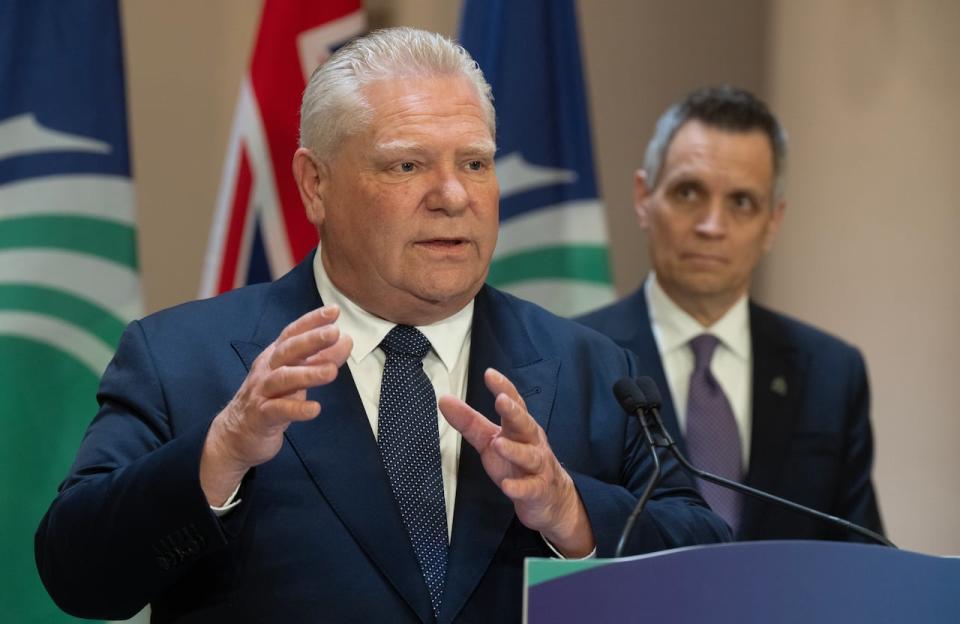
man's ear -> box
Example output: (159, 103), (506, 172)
(763, 199), (787, 252)
(293, 147), (327, 227)
(634, 169), (653, 229)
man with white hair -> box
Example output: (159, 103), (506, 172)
(36, 29), (729, 622)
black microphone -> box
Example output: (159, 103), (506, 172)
(633, 376), (895, 548)
(612, 378), (662, 557)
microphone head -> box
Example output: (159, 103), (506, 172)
(613, 377), (647, 414)
(635, 377), (662, 409)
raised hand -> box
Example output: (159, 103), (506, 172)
(200, 304), (353, 505)
(438, 368), (595, 557)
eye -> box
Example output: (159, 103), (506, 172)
(465, 159), (488, 172)
(391, 161), (417, 173)
(730, 192), (758, 213)
(673, 181), (701, 203)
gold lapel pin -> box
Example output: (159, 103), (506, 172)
(770, 376), (788, 397)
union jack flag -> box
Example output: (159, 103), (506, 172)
(200, 0), (365, 296)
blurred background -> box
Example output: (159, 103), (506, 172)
(122, 0), (959, 556)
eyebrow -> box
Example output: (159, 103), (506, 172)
(460, 140), (497, 159)
(373, 139), (497, 159)
(373, 140), (426, 155)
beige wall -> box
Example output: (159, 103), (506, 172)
(121, 0), (959, 554)
(121, 0), (262, 311)
(761, 0), (960, 554)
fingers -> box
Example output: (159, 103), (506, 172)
(303, 332), (353, 368)
(499, 476), (547, 501)
(438, 394), (499, 451)
(260, 361), (341, 398)
(269, 305), (344, 368)
(259, 305), (354, 399)
(491, 435), (544, 474)
(270, 325), (339, 368)
(277, 304), (339, 342)
(261, 397), (321, 423)
(483, 367), (526, 410)
(485, 368), (538, 443)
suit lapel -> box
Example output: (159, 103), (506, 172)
(439, 287), (559, 624)
(232, 253), (433, 623)
(740, 303), (808, 536)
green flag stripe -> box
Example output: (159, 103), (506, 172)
(488, 245), (612, 287)
(0, 215), (137, 269)
(0, 284), (126, 348)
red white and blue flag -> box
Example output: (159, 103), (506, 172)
(201, 0), (365, 296)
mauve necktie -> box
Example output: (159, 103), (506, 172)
(685, 333), (743, 531)
(378, 325), (447, 618)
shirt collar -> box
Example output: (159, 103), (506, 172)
(313, 250), (474, 371)
(645, 272), (751, 360)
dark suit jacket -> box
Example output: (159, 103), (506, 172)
(577, 287), (883, 542)
(36, 253), (729, 623)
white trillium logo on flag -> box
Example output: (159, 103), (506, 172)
(460, 0), (616, 317)
(0, 113), (140, 376)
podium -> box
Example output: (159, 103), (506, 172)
(524, 541), (960, 623)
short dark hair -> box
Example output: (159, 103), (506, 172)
(643, 85), (788, 200)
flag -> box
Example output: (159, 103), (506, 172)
(0, 1), (141, 621)
(459, 0), (615, 317)
(200, 0), (365, 296)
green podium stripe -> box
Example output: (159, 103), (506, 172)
(526, 557), (618, 587)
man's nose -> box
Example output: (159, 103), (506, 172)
(694, 201), (727, 237)
(426, 167), (470, 214)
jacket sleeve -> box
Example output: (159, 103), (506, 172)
(34, 321), (241, 619)
(831, 349), (884, 539)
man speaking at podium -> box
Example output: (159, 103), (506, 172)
(36, 28), (728, 623)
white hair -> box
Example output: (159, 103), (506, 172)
(299, 27), (496, 159)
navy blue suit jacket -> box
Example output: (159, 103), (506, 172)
(36, 254), (729, 623)
(577, 287), (883, 542)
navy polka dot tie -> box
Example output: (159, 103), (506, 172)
(685, 334), (743, 532)
(378, 325), (447, 618)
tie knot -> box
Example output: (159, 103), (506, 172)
(380, 325), (431, 360)
(689, 333), (720, 370)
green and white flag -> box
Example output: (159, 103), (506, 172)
(0, 1), (141, 620)
(460, 0), (616, 317)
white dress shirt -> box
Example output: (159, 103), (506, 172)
(645, 273), (753, 466)
(314, 252), (469, 538)
(218, 253), (588, 557)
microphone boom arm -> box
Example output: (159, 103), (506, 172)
(614, 410), (662, 558)
(646, 407), (895, 548)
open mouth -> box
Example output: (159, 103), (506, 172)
(418, 238), (468, 248)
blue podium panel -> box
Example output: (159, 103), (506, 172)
(525, 541), (960, 623)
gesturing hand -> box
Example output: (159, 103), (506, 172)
(438, 368), (595, 557)
(200, 304), (353, 505)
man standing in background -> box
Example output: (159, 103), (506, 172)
(578, 86), (883, 542)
